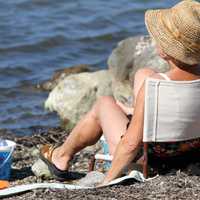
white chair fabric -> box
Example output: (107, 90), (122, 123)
(143, 78), (200, 142)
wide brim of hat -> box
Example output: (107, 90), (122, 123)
(145, 9), (199, 65)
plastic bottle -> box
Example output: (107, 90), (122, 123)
(0, 139), (7, 147)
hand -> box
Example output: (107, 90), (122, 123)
(116, 100), (134, 115)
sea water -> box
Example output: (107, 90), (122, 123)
(0, 0), (179, 134)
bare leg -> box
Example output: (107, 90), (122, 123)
(95, 96), (129, 155)
(51, 68), (157, 171)
(52, 96), (129, 170)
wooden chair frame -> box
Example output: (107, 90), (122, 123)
(143, 142), (148, 178)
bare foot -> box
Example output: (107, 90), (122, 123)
(51, 146), (71, 171)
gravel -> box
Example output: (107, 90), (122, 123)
(0, 127), (200, 200)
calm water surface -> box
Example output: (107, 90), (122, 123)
(0, 0), (180, 134)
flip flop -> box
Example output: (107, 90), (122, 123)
(39, 144), (71, 181)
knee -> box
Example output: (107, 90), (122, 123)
(95, 96), (115, 109)
(97, 96), (115, 104)
(90, 96), (115, 118)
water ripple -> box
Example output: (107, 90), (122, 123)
(0, 35), (66, 54)
(0, 0), (180, 133)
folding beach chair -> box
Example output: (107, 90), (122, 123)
(89, 78), (200, 178)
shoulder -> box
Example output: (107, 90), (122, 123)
(135, 72), (166, 103)
(149, 72), (167, 80)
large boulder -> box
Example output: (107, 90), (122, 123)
(108, 35), (169, 102)
(111, 79), (133, 106)
(45, 70), (112, 128)
(44, 35), (170, 129)
(130, 36), (169, 82)
(108, 36), (169, 83)
(108, 36), (141, 82)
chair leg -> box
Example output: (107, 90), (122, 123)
(88, 154), (96, 172)
(143, 142), (148, 179)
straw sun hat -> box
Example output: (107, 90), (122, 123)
(145, 0), (200, 65)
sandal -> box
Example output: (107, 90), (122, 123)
(39, 144), (71, 181)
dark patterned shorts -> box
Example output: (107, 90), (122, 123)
(126, 115), (200, 158)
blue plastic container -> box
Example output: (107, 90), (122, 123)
(0, 140), (16, 180)
(100, 136), (111, 170)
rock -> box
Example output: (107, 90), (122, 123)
(30, 148), (40, 157)
(77, 171), (105, 187)
(108, 36), (169, 104)
(108, 36), (140, 82)
(108, 36), (169, 83)
(83, 142), (101, 155)
(44, 35), (171, 129)
(31, 159), (52, 178)
(45, 70), (112, 127)
(187, 163), (200, 176)
(39, 64), (91, 91)
(130, 36), (169, 82)
(112, 79), (133, 105)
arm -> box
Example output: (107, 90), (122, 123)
(102, 85), (145, 184)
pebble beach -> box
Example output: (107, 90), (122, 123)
(1, 128), (200, 199)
